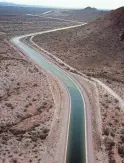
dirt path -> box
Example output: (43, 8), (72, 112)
(30, 33), (124, 109)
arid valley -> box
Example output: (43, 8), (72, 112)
(0, 2), (124, 163)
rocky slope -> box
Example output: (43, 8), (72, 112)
(34, 7), (124, 83)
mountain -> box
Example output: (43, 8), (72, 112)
(49, 7), (110, 22)
(84, 6), (97, 11)
(68, 7), (109, 21)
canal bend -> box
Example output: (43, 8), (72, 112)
(11, 35), (87, 163)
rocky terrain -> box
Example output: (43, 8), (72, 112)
(34, 7), (124, 75)
(0, 37), (55, 163)
(98, 86), (124, 163)
(0, 9), (75, 163)
(33, 7), (124, 162)
(33, 7), (124, 94)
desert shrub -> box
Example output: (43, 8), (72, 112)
(33, 83), (38, 87)
(120, 136), (124, 142)
(37, 106), (42, 112)
(105, 105), (108, 109)
(31, 136), (38, 142)
(118, 145), (124, 156)
(43, 128), (49, 134)
(116, 106), (120, 110)
(27, 95), (31, 98)
(25, 104), (29, 108)
(104, 94), (108, 97)
(17, 82), (20, 86)
(11, 158), (18, 163)
(42, 101), (47, 108)
(66, 67), (70, 71)
(103, 127), (110, 136)
(29, 102), (32, 106)
(121, 129), (124, 135)
(32, 98), (37, 101)
(70, 69), (77, 73)
(10, 128), (25, 135)
(106, 80), (111, 84)
(23, 109), (27, 112)
(24, 139), (31, 147)
(110, 131), (115, 137)
(115, 99), (119, 103)
(109, 160), (116, 163)
(5, 102), (13, 108)
(107, 100), (111, 104)
(40, 134), (47, 140)
(16, 114), (22, 119)
(105, 137), (115, 151)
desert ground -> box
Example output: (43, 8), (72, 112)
(33, 7), (124, 162)
(0, 12), (77, 163)
(0, 34), (57, 163)
(0, 14), (78, 39)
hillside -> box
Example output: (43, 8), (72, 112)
(34, 7), (124, 82)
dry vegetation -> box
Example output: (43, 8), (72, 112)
(33, 7), (124, 83)
(0, 37), (55, 162)
(98, 86), (124, 162)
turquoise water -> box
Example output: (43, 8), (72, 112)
(12, 37), (86, 163)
